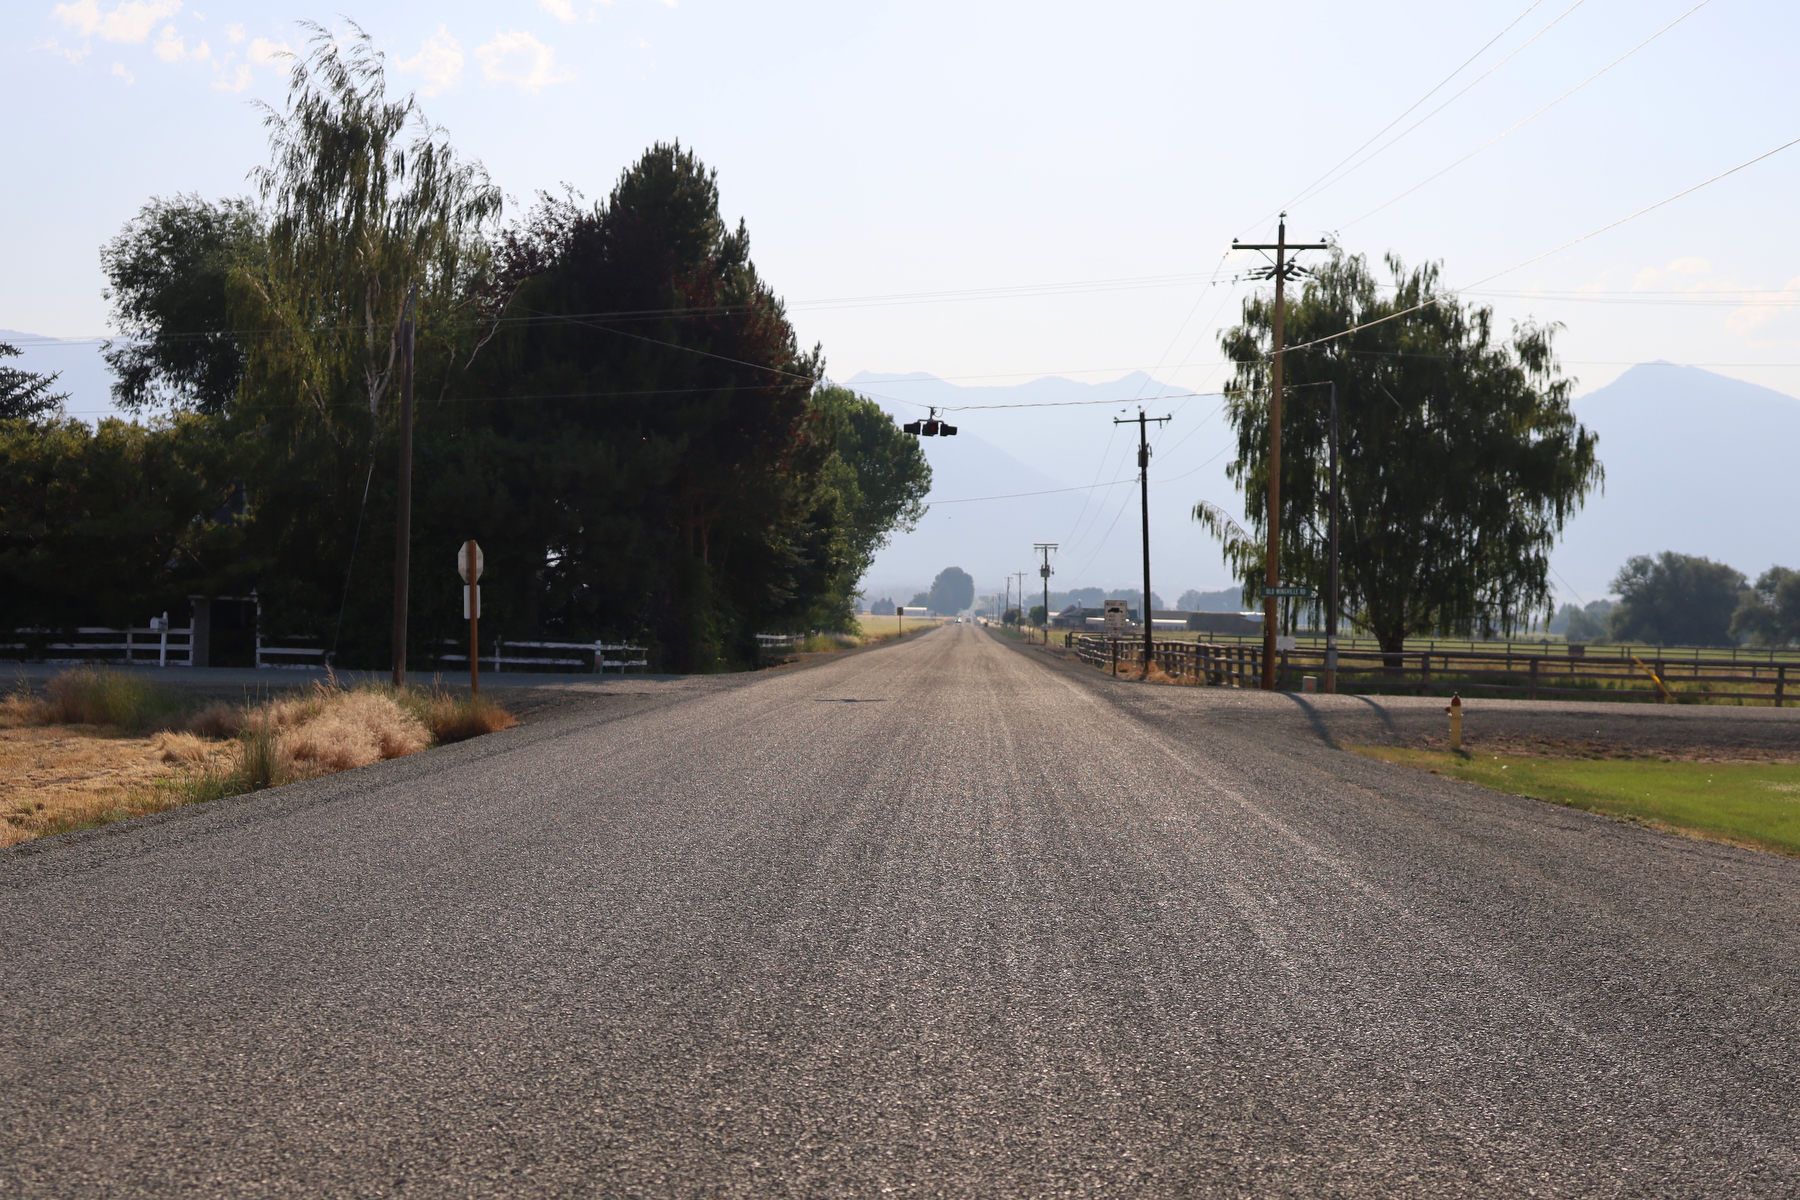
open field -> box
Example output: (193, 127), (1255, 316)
(1, 669), (515, 848)
(1056, 631), (1796, 707)
(1045, 624), (1800, 665)
(1356, 746), (1800, 858)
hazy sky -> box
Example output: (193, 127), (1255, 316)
(8, 0), (1799, 596)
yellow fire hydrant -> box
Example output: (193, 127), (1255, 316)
(1446, 692), (1463, 752)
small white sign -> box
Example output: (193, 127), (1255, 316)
(1276, 635), (1297, 653)
(1104, 599), (1129, 636)
(463, 585), (480, 619)
(458, 541), (485, 583)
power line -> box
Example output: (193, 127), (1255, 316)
(1277, 131), (1800, 361)
(926, 479), (1138, 506)
(1279, 0), (1566, 214)
(1342, 0), (1718, 230)
(3, 266), (1257, 350)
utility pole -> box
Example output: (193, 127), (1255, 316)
(1012, 571), (1029, 630)
(1326, 379), (1340, 694)
(391, 284), (416, 688)
(1034, 543), (1058, 643)
(1115, 409), (1171, 678)
(1234, 214), (1329, 689)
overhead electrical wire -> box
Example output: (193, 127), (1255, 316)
(1342, 0), (1719, 230)
(1278, 0), (1566, 215)
(6, 266), (1255, 351)
(1277, 131), (1800, 361)
(925, 478), (1138, 507)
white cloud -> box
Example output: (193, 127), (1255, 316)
(1727, 275), (1800, 342)
(36, 38), (92, 65)
(211, 62), (249, 92)
(111, 60), (134, 83)
(475, 30), (573, 94)
(53, 0), (183, 45)
(398, 26), (464, 98)
(152, 23), (207, 62)
(1633, 257), (1711, 292)
(539, 0), (578, 23)
(247, 36), (290, 68)
(225, 22), (244, 44)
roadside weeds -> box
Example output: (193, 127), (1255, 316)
(2, 669), (516, 848)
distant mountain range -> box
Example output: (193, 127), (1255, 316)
(857, 362), (1800, 606)
(1550, 362), (1799, 601)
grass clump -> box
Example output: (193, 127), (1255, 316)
(42, 668), (179, 731)
(396, 686), (519, 743)
(3, 673), (517, 847)
(1358, 746), (1800, 858)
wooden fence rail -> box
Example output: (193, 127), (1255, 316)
(1069, 635), (1788, 706)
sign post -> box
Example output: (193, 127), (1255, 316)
(458, 540), (484, 695)
(896, 604), (904, 637)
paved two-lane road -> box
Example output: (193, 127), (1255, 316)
(4, 623), (1797, 1196)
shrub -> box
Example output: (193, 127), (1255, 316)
(43, 668), (173, 730)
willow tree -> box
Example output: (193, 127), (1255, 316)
(227, 21), (503, 657)
(240, 20), (502, 432)
(1204, 252), (1602, 656)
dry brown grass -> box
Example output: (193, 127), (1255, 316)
(2, 672), (516, 848)
(0, 726), (236, 848)
(184, 701), (244, 739)
(408, 690), (519, 743)
(245, 685), (431, 780)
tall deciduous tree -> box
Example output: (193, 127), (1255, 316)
(240, 20), (502, 432)
(1206, 252), (1602, 655)
(811, 385), (931, 581)
(101, 195), (260, 416)
(1732, 566), (1800, 647)
(226, 22), (503, 658)
(928, 567), (975, 615)
(1610, 551), (1746, 647)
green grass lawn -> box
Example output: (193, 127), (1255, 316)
(1356, 747), (1800, 858)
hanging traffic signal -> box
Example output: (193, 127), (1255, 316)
(904, 407), (957, 437)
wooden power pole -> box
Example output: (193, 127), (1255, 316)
(391, 285), (416, 687)
(1233, 215), (1328, 690)
(1115, 409), (1170, 678)
(1034, 542), (1058, 642)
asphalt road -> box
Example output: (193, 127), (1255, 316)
(4, 623), (1798, 1197)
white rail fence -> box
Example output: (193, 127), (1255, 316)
(435, 639), (649, 673)
(2, 621), (328, 669)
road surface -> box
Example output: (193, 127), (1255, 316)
(4, 623), (1797, 1196)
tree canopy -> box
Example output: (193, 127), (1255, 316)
(7, 32), (923, 669)
(1205, 252), (1602, 653)
(1610, 551), (1746, 647)
(1732, 566), (1800, 647)
(101, 195), (259, 416)
(927, 567), (975, 615)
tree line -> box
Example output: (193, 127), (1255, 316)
(0, 27), (928, 671)
(1553, 553), (1799, 648)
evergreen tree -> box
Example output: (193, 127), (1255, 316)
(0, 343), (66, 421)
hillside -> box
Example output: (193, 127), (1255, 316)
(1551, 363), (1799, 600)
